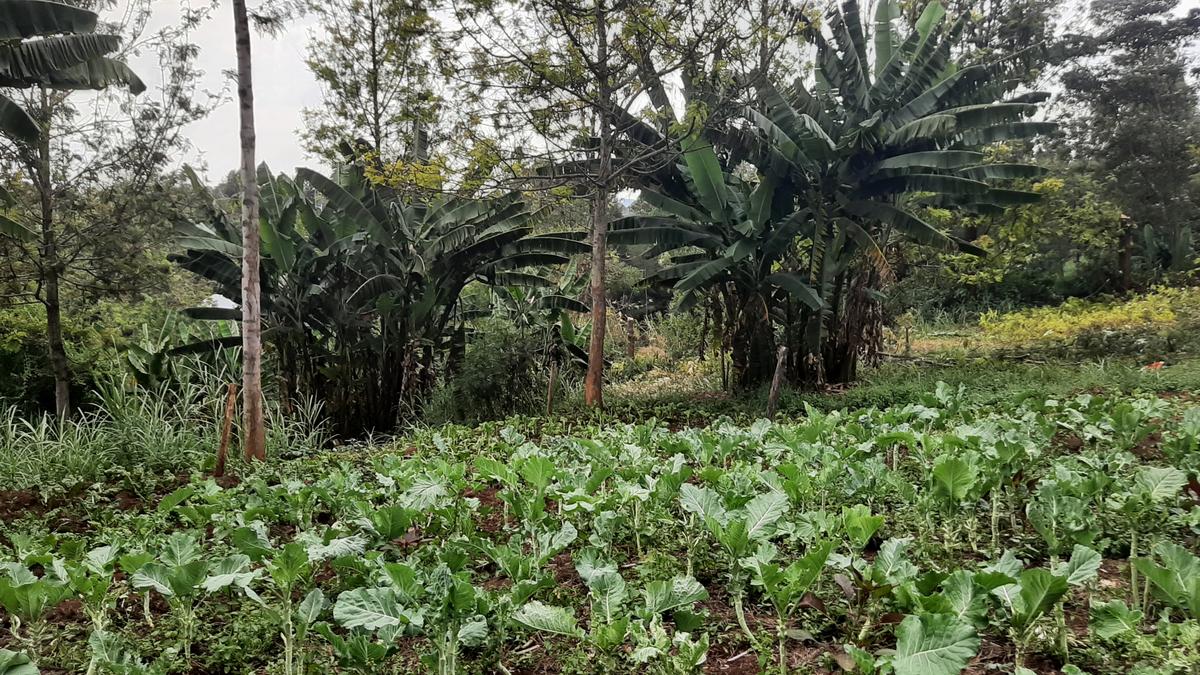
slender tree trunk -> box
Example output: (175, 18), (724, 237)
(545, 359), (558, 416)
(624, 315), (636, 360)
(1119, 215), (1133, 292)
(368, 0), (382, 156)
(35, 88), (69, 418)
(233, 0), (266, 461)
(757, 0), (770, 77)
(583, 0), (611, 408)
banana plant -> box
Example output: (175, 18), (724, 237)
(611, 0), (1052, 388)
(173, 156), (585, 437)
(0, 0), (145, 145)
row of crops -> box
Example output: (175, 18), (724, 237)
(2, 384), (1199, 673)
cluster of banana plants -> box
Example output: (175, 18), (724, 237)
(2, 387), (1198, 674)
(171, 148), (587, 437)
(609, 0), (1054, 388)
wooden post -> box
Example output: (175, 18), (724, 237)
(625, 316), (637, 360)
(214, 382), (238, 478)
(545, 360), (559, 416)
(766, 346), (788, 419)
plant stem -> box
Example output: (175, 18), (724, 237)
(1129, 529), (1139, 608)
(633, 502), (642, 559)
(733, 591), (759, 653)
(857, 612), (873, 644)
(990, 490), (1001, 554)
(777, 616), (787, 674)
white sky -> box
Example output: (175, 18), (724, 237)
(130, 1), (327, 182)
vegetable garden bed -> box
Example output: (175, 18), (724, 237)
(2, 384), (1199, 674)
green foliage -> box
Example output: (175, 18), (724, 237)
(424, 318), (548, 424)
(613, 0), (1051, 388)
(891, 171), (1127, 314)
(2, 383), (1199, 673)
(0, 0), (144, 143)
(1133, 543), (1200, 619)
(173, 156), (583, 437)
(891, 613), (979, 675)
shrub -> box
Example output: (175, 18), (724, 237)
(424, 318), (550, 424)
(979, 291), (1177, 344)
(653, 310), (706, 361)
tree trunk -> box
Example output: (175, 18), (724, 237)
(233, 0), (266, 462)
(624, 315), (636, 360)
(36, 89), (70, 418)
(583, 0), (611, 408)
(731, 295), (775, 389)
(545, 359), (558, 416)
(1119, 215), (1133, 292)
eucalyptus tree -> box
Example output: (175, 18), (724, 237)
(613, 0), (1054, 388)
(230, 0), (266, 460)
(173, 154), (586, 437)
(1060, 0), (1200, 282)
(302, 0), (443, 163)
(0, 0), (207, 416)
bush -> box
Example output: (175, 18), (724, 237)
(0, 304), (120, 413)
(653, 310), (706, 361)
(424, 318), (551, 424)
(979, 290), (1178, 344)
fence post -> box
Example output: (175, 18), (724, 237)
(766, 346), (788, 419)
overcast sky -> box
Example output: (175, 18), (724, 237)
(131, 2), (327, 182)
(126, 0), (1197, 185)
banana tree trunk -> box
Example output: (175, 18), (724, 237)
(824, 268), (881, 384)
(731, 294), (775, 389)
(233, 0), (266, 462)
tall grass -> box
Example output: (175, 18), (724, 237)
(0, 377), (329, 494)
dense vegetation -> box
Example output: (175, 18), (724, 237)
(1, 0), (1200, 673)
(2, 379), (1200, 674)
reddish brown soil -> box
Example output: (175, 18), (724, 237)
(464, 485), (507, 534)
(1131, 431), (1164, 461)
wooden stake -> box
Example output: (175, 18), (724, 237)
(766, 346), (788, 419)
(545, 360), (559, 416)
(214, 382), (237, 478)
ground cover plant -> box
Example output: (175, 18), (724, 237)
(2, 381), (1198, 674)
